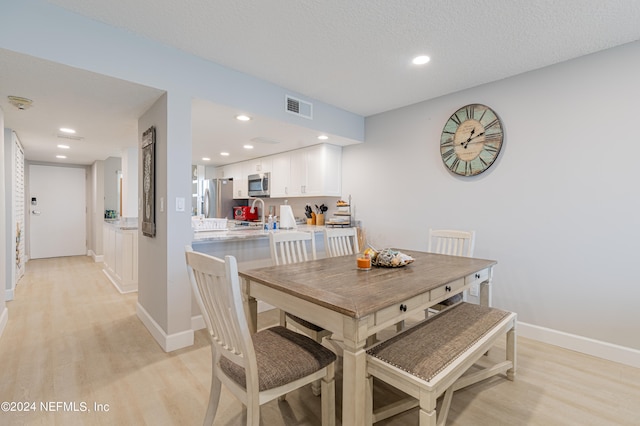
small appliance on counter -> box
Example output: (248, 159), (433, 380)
(233, 206), (259, 221)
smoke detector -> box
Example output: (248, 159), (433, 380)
(8, 96), (33, 110)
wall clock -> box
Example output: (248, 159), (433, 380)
(440, 104), (504, 176)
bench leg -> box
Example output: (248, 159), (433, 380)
(418, 403), (437, 426)
(506, 323), (517, 381)
(365, 372), (373, 426)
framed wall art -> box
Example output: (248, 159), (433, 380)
(141, 126), (156, 237)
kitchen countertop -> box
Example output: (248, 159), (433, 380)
(104, 217), (138, 230)
(192, 224), (329, 243)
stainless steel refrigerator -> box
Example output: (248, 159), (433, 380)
(202, 178), (234, 218)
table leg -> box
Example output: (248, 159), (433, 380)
(479, 266), (493, 308)
(342, 333), (368, 426)
(241, 277), (258, 334)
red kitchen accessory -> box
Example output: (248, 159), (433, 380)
(233, 206), (259, 221)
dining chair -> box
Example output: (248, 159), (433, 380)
(427, 228), (476, 312)
(185, 246), (337, 426)
(269, 231), (333, 395)
(324, 227), (360, 257)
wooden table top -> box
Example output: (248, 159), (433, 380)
(239, 250), (496, 319)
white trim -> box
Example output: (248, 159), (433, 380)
(136, 302), (194, 352)
(518, 321), (640, 369)
(0, 306), (8, 339)
(88, 250), (104, 263)
(102, 269), (137, 294)
(5, 289), (14, 301)
(191, 314), (205, 331)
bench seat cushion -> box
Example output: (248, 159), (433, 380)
(367, 302), (510, 382)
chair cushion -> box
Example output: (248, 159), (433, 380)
(367, 303), (510, 382)
(286, 313), (326, 332)
(220, 326), (336, 391)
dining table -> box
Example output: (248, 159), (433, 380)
(238, 249), (496, 426)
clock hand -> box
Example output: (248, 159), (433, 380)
(461, 128), (476, 147)
(462, 131), (485, 149)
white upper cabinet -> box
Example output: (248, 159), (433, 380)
(248, 157), (272, 174)
(270, 144), (342, 198)
(221, 144), (341, 199)
(270, 154), (291, 197)
(222, 162), (247, 199)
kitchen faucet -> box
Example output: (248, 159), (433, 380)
(250, 198), (266, 231)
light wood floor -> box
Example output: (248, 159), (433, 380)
(1, 256), (639, 425)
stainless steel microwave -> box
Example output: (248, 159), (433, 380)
(247, 172), (270, 197)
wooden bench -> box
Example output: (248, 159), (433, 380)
(365, 302), (517, 426)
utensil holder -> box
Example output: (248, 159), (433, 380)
(316, 213), (325, 226)
(307, 212), (316, 225)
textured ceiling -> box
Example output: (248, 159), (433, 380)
(46, 0), (640, 116)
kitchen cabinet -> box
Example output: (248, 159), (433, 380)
(223, 144), (341, 199)
(270, 154), (291, 197)
(222, 162), (247, 199)
(247, 157), (272, 174)
(280, 144), (342, 197)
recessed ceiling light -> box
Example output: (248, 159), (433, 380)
(243, 144), (254, 149)
(57, 144), (70, 149)
(412, 55), (431, 65)
(318, 135), (329, 140)
(220, 152), (230, 156)
(56, 155), (67, 159)
(236, 115), (251, 121)
(202, 157), (211, 161)
(59, 127), (76, 134)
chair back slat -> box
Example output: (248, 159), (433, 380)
(324, 227), (360, 257)
(428, 229), (476, 258)
(185, 247), (254, 368)
(269, 231), (316, 265)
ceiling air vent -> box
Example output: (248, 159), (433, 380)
(285, 95), (312, 119)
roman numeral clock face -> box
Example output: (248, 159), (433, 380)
(440, 104), (504, 176)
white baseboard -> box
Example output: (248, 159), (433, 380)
(0, 306), (8, 340)
(191, 314), (206, 331)
(88, 250), (104, 262)
(102, 269), (137, 294)
(136, 302), (194, 352)
(518, 321), (640, 369)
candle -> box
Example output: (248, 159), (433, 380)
(357, 254), (371, 270)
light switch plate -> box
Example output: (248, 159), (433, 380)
(176, 197), (185, 212)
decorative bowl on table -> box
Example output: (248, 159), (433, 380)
(369, 248), (414, 268)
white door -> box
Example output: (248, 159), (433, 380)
(29, 165), (86, 259)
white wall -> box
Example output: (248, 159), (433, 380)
(103, 157), (121, 213)
(343, 41), (640, 362)
(89, 161), (105, 259)
(121, 146), (138, 218)
(136, 93), (194, 351)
